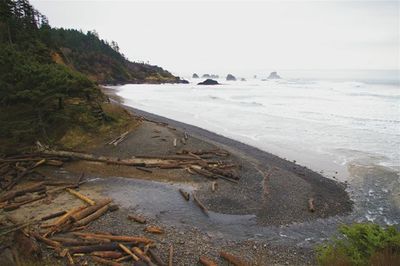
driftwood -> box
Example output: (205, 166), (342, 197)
(69, 242), (121, 254)
(66, 188), (96, 205)
(136, 167), (153, 173)
(308, 198), (315, 212)
(91, 251), (123, 259)
(118, 243), (139, 261)
(71, 199), (112, 222)
(178, 189), (190, 201)
(45, 160), (64, 166)
(108, 131), (129, 146)
(144, 225), (164, 234)
(52, 206), (86, 227)
(220, 251), (249, 266)
(0, 182), (45, 202)
(168, 244), (174, 266)
(211, 182), (217, 192)
(51, 236), (106, 246)
(41, 211), (67, 221)
(184, 132), (188, 140)
(148, 248), (165, 266)
(3, 194), (47, 211)
(173, 138), (177, 147)
(6, 159), (46, 190)
(128, 214), (147, 224)
(74, 205), (110, 227)
(132, 247), (155, 266)
(73, 232), (153, 244)
(199, 256), (218, 266)
(92, 256), (123, 266)
(31, 232), (61, 249)
(192, 193), (208, 216)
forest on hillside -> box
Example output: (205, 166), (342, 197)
(0, 0), (181, 153)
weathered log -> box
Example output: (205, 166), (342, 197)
(0, 182), (45, 202)
(52, 236), (108, 245)
(13, 194), (33, 203)
(192, 193), (208, 216)
(74, 205), (109, 227)
(132, 247), (156, 266)
(45, 160), (64, 166)
(3, 194), (47, 211)
(136, 167), (153, 173)
(211, 182), (217, 192)
(31, 232), (61, 249)
(108, 131), (129, 145)
(199, 256), (218, 266)
(92, 256), (124, 266)
(308, 198), (315, 212)
(115, 255), (132, 262)
(119, 243), (139, 261)
(220, 251), (249, 266)
(66, 188), (96, 205)
(178, 189), (190, 201)
(6, 159), (46, 190)
(168, 244), (173, 266)
(144, 226), (163, 234)
(91, 251), (123, 259)
(190, 167), (217, 180)
(73, 232), (153, 244)
(173, 138), (177, 147)
(69, 242), (121, 254)
(128, 214), (147, 224)
(52, 206), (86, 227)
(41, 210), (67, 221)
(71, 198), (112, 222)
(148, 249), (165, 266)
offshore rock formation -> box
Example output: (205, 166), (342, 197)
(192, 73), (199, 78)
(268, 72), (281, 79)
(226, 74), (236, 81)
(198, 79), (219, 85)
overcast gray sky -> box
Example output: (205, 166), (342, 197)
(31, 0), (399, 76)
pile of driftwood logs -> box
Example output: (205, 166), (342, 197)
(0, 149), (249, 265)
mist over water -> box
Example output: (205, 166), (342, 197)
(113, 70), (400, 228)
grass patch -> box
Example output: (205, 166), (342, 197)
(316, 223), (400, 266)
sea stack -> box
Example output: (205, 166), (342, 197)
(192, 73), (199, 78)
(198, 79), (219, 85)
(226, 74), (236, 81)
(268, 71), (281, 79)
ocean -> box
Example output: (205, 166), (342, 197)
(113, 70), (400, 228)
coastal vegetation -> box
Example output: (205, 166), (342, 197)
(317, 223), (400, 265)
(0, 0), (180, 154)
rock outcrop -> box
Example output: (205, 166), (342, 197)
(202, 74), (211, 78)
(192, 73), (199, 78)
(226, 74), (236, 81)
(198, 79), (219, 85)
(267, 72), (281, 79)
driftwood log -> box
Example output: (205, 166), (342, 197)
(192, 193), (208, 216)
(73, 232), (153, 244)
(128, 214), (147, 224)
(199, 256), (218, 266)
(178, 189), (190, 201)
(220, 251), (249, 266)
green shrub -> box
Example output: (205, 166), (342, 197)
(316, 223), (400, 266)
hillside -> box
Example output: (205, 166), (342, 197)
(0, 0), (181, 153)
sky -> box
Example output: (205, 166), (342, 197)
(31, 0), (399, 76)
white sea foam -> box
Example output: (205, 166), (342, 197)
(114, 77), (400, 179)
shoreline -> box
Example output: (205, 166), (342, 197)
(102, 86), (353, 224)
